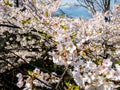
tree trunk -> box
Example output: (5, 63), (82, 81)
(16, 0), (19, 7)
(104, 0), (110, 12)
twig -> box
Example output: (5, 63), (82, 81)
(0, 57), (52, 88)
(0, 24), (21, 29)
(9, 49), (59, 77)
(55, 66), (69, 90)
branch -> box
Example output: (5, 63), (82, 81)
(10, 51), (59, 77)
(94, 0), (104, 11)
(0, 56), (52, 88)
(0, 24), (21, 29)
(55, 66), (69, 90)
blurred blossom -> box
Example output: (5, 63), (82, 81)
(65, 42), (76, 53)
(51, 72), (59, 83)
(33, 79), (41, 86)
(17, 81), (24, 88)
(115, 64), (120, 74)
(102, 59), (112, 68)
(16, 67), (60, 89)
(16, 73), (23, 78)
(24, 82), (32, 89)
(33, 68), (40, 74)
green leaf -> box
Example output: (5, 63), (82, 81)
(28, 70), (33, 75)
(21, 18), (31, 25)
(45, 10), (49, 17)
(110, 47), (116, 52)
(71, 33), (77, 39)
(38, 31), (51, 39)
(73, 85), (80, 90)
(65, 81), (70, 87)
(60, 25), (69, 30)
(116, 60), (120, 65)
(65, 81), (80, 90)
(4, 1), (13, 7)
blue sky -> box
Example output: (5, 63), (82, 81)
(61, 0), (79, 6)
(54, 0), (120, 19)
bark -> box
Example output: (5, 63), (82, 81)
(77, 0), (111, 14)
(16, 0), (19, 7)
(104, 0), (110, 12)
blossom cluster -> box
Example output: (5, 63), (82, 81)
(16, 68), (59, 90)
(72, 59), (120, 90)
(47, 4), (120, 90)
(49, 14), (120, 89)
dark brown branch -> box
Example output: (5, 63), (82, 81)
(16, 0), (19, 7)
(55, 66), (69, 90)
(0, 24), (21, 29)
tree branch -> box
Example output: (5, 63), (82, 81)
(55, 66), (69, 90)
(0, 24), (21, 29)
